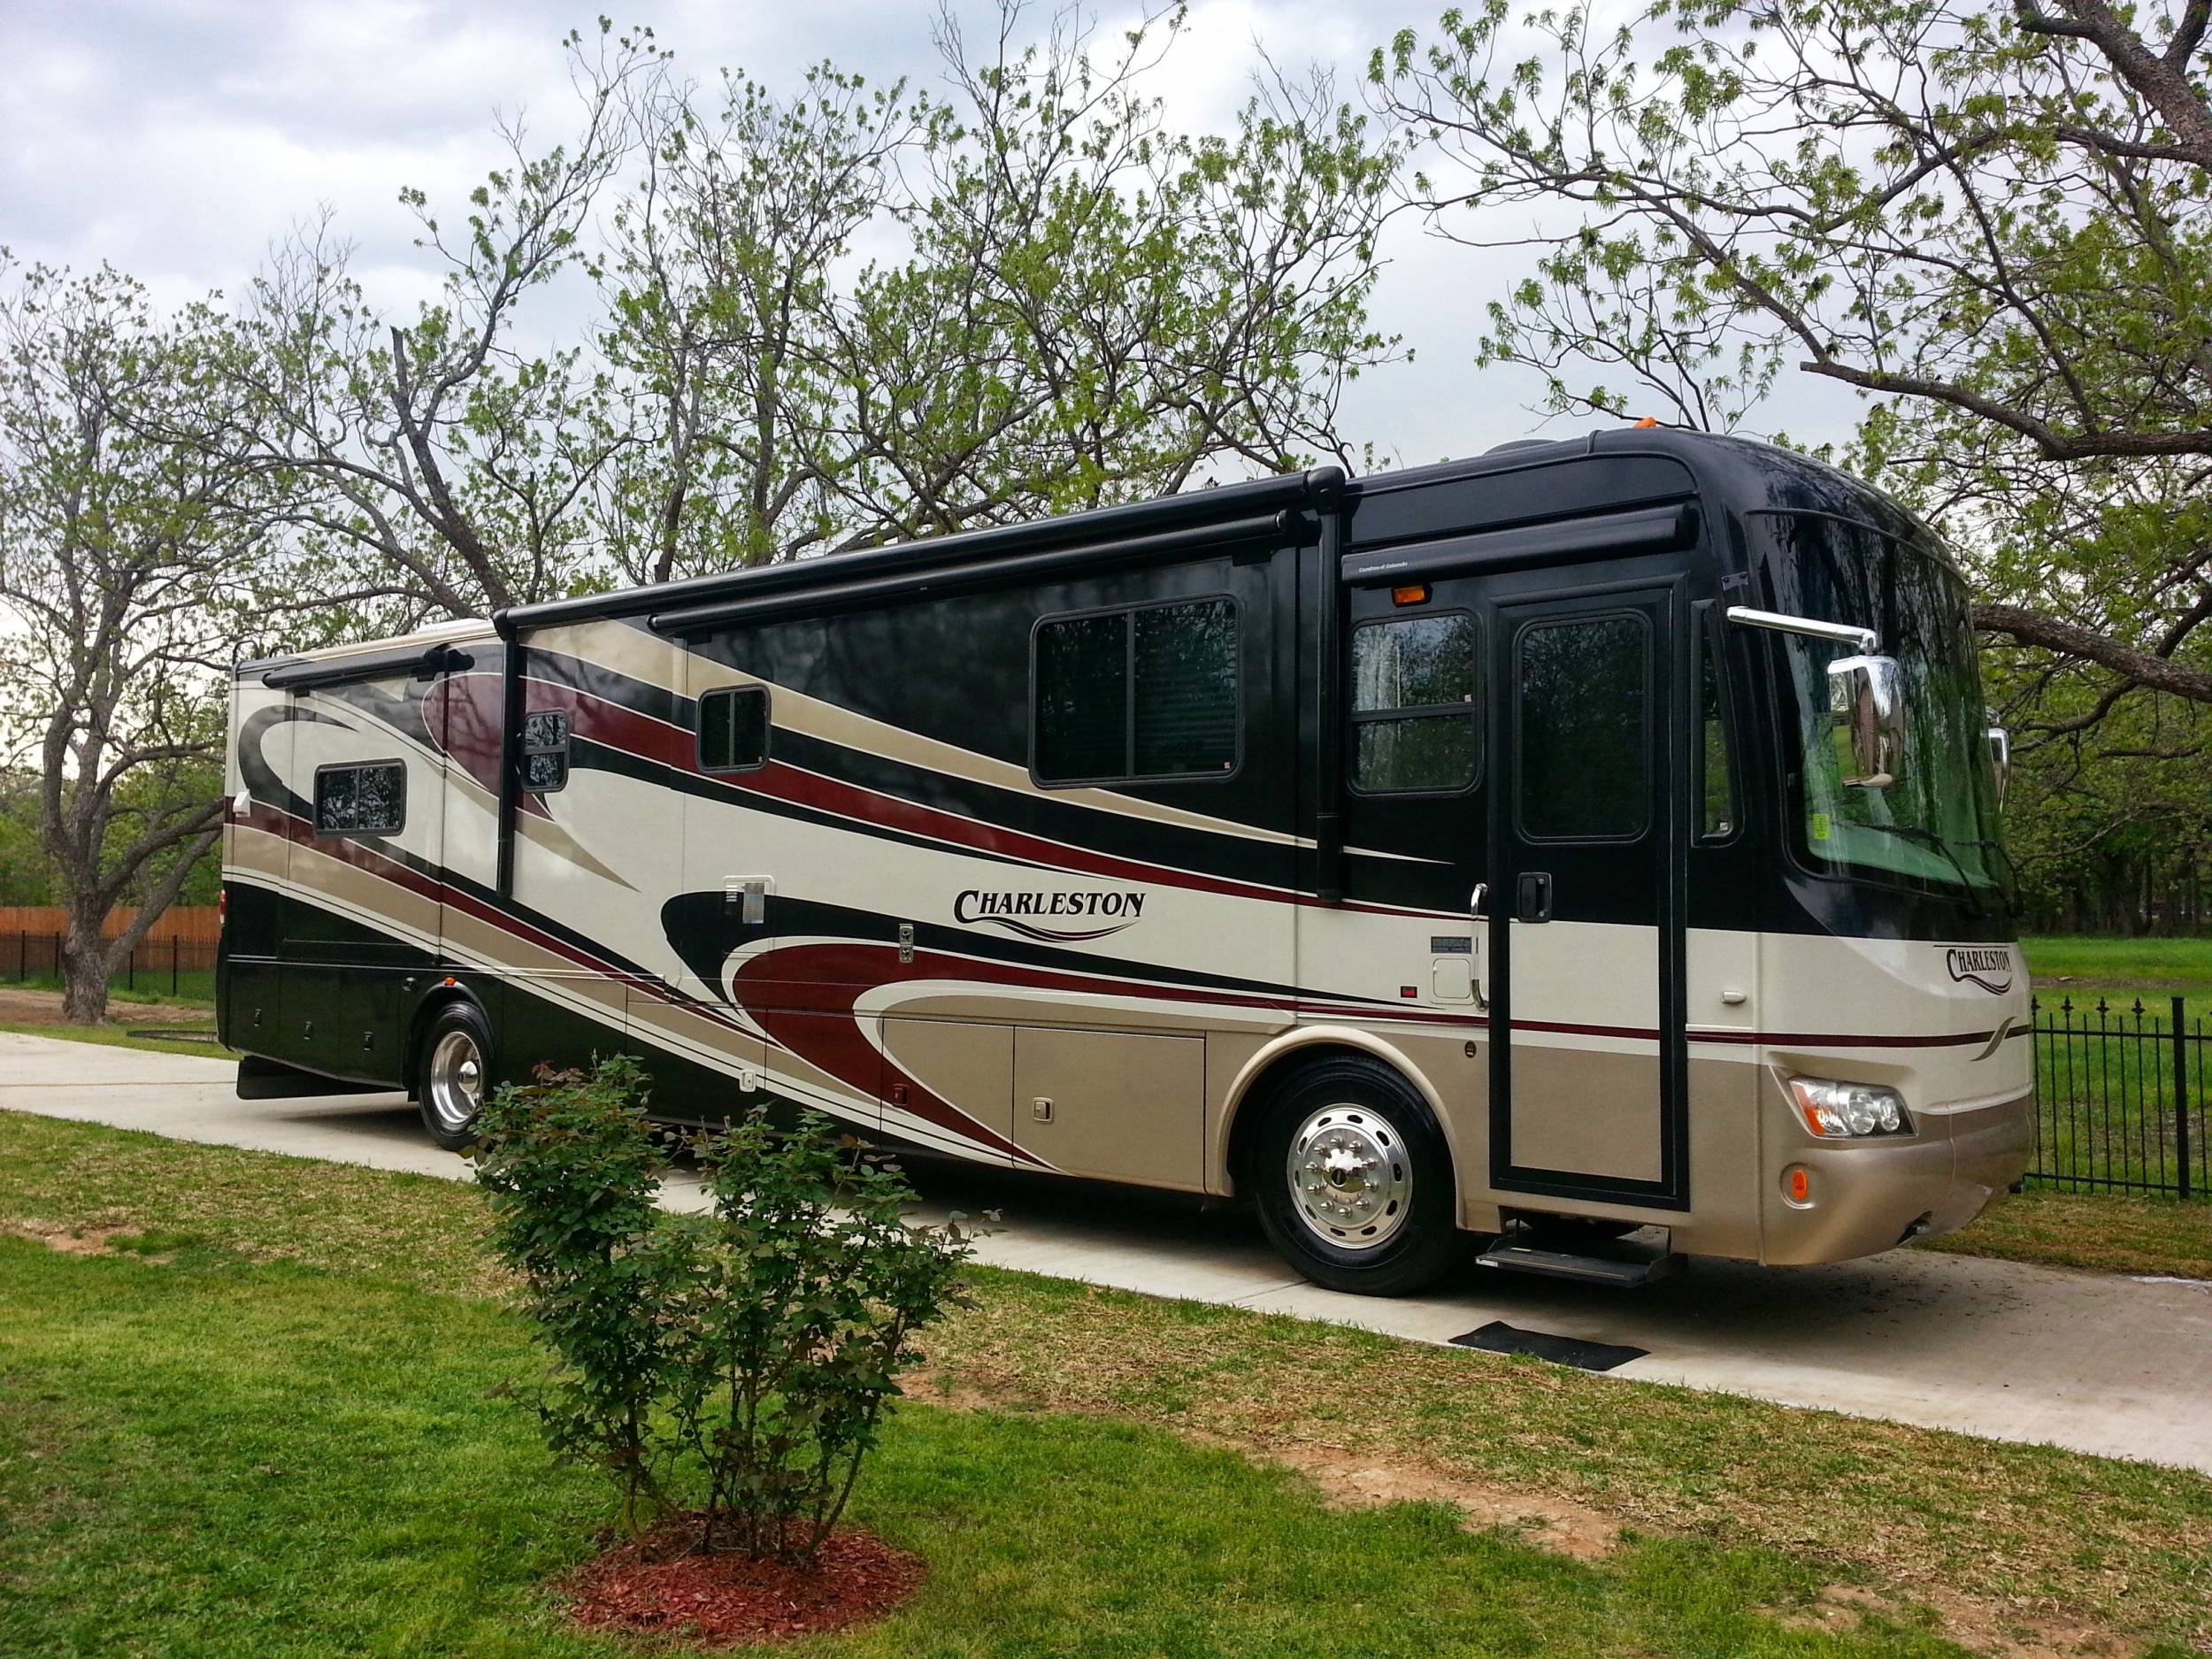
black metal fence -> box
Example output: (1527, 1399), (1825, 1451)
(2030, 995), (2208, 1199)
(5, 930), (219, 1002)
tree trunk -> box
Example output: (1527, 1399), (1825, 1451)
(59, 913), (112, 1025)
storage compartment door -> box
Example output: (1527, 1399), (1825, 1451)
(1011, 1027), (1204, 1191)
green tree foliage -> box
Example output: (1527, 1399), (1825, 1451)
(472, 1058), (975, 1564)
(1371, 0), (2212, 726)
(0, 259), (267, 1018)
(219, 7), (1398, 618)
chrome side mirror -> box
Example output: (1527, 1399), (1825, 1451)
(1985, 709), (2010, 803)
(1828, 655), (1906, 787)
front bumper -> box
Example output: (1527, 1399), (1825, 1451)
(1762, 1089), (2033, 1265)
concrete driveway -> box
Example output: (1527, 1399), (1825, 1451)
(4, 1030), (2208, 1475)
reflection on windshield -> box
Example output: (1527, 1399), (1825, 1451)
(1753, 512), (2008, 895)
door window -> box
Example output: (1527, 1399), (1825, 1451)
(1348, 612), (1479, 793)
(1514, 612), (1650, 841)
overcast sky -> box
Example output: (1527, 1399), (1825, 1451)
(0, 0), (1862, 473)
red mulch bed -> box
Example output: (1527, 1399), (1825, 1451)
(562, 1517), (925, 1647)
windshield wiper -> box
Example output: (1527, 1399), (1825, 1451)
(1849, 821), (1988, 916)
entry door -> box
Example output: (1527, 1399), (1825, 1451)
(1481, 575), (1686, 1206)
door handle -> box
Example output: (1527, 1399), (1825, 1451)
(1516, 871), (1553, 924)
(1470, 881), (1489, 921)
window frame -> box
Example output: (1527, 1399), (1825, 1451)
(1510, 608), (1655, 845)
(311, 758), (408, 839)
(1027, 593), (1244, 789)
(695, 684), (772, 776)
(518, 707), (571, 795)
(1344, 608), (1483, 799)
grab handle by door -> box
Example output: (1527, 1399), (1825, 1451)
(1516, 871), (1553, 924)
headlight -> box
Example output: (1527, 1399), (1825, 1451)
(1787, 1076), (1912, 1138)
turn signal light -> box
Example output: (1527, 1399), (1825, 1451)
(1391, 583), (1430, 606)
(1788, 1167), (1810, 1204)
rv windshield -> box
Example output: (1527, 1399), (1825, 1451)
(1751, 511), (2008, 898)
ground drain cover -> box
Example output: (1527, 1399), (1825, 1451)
(1448, 1320), (1647, 1372)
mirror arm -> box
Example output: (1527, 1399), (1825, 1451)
(1725, 605), (1879, 654)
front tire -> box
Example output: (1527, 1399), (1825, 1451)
(1249, 1056), (1465, 1296)
(417, 1002), (492, 1151)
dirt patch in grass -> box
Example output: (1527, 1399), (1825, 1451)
(1774, 1580), (2143, 1659)
(0, 1221), (177, 1262)
(561, 1519), (923, 1647)
(0, 987), (213, 1027)
(925, 1371), (2151, 1657)
(1252, 1439), (1625, 1559)
(923, 1279), (2212, 1652)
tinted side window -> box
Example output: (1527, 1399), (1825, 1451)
(314, 762), (406, 836)
(1695, 616), (1735, 839)
(1133, 601), (1237, 776)
(698, 687), (770, 773)
(520, 709), (569, 793)
(1034, 614), (1127, 782)
(1516, 614), (1649, 840)
(1349, 612), (1479, 793)
(1034, 599), (1239, 784)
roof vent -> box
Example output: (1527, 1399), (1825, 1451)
(1484, 438), (1556, 456)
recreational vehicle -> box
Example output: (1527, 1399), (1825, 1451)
(218, 429), (2033, 1294)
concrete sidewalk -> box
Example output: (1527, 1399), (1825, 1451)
(4, 1029), (2208, 1474)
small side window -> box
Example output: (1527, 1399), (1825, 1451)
(1348, 611), (1479, 793)
(520, 710), (569, 794)
(313, 761), (406, 837)
(698, 686), (770, 773)
(1695, 611), (1737, 841)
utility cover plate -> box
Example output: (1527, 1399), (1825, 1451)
(1448, 1320), (1647, 1372)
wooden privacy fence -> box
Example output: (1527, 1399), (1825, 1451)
(0, 905), (220, 945)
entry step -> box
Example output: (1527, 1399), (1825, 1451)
(1476, 1228), (1683, 1288)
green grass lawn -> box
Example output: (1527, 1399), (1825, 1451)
(4, 966), (217, 1009)
(1, 1111), (2208, 1658)
(1921, 1186), (2212, 1278)
(0, 1022), (236, 1060)
(2023, 933), (2212, 1018)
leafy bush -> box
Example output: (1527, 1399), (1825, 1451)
(473, 1058), (975, 1563)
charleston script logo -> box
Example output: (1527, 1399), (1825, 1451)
(1945, 946), (2015, 995)
(954, 888), (1145, 943)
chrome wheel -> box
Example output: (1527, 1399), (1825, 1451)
(1286, 1103), (1411, 1252)
(426, 1028), (484, 1133)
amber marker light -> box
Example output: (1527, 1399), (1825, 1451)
(1787, 1166), (1811, 1204)
(1391, 583), (1430, 606)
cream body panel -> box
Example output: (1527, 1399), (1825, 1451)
(1011, 1025), (1205, 1190)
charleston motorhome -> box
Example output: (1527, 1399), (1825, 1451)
(218, 429), (2032, 1294)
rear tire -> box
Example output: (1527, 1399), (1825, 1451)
(1248, 1056), (1465, 1296)
(416, 1002), (492, 1151)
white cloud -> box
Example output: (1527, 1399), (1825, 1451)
(0, 0), (1857, 472)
